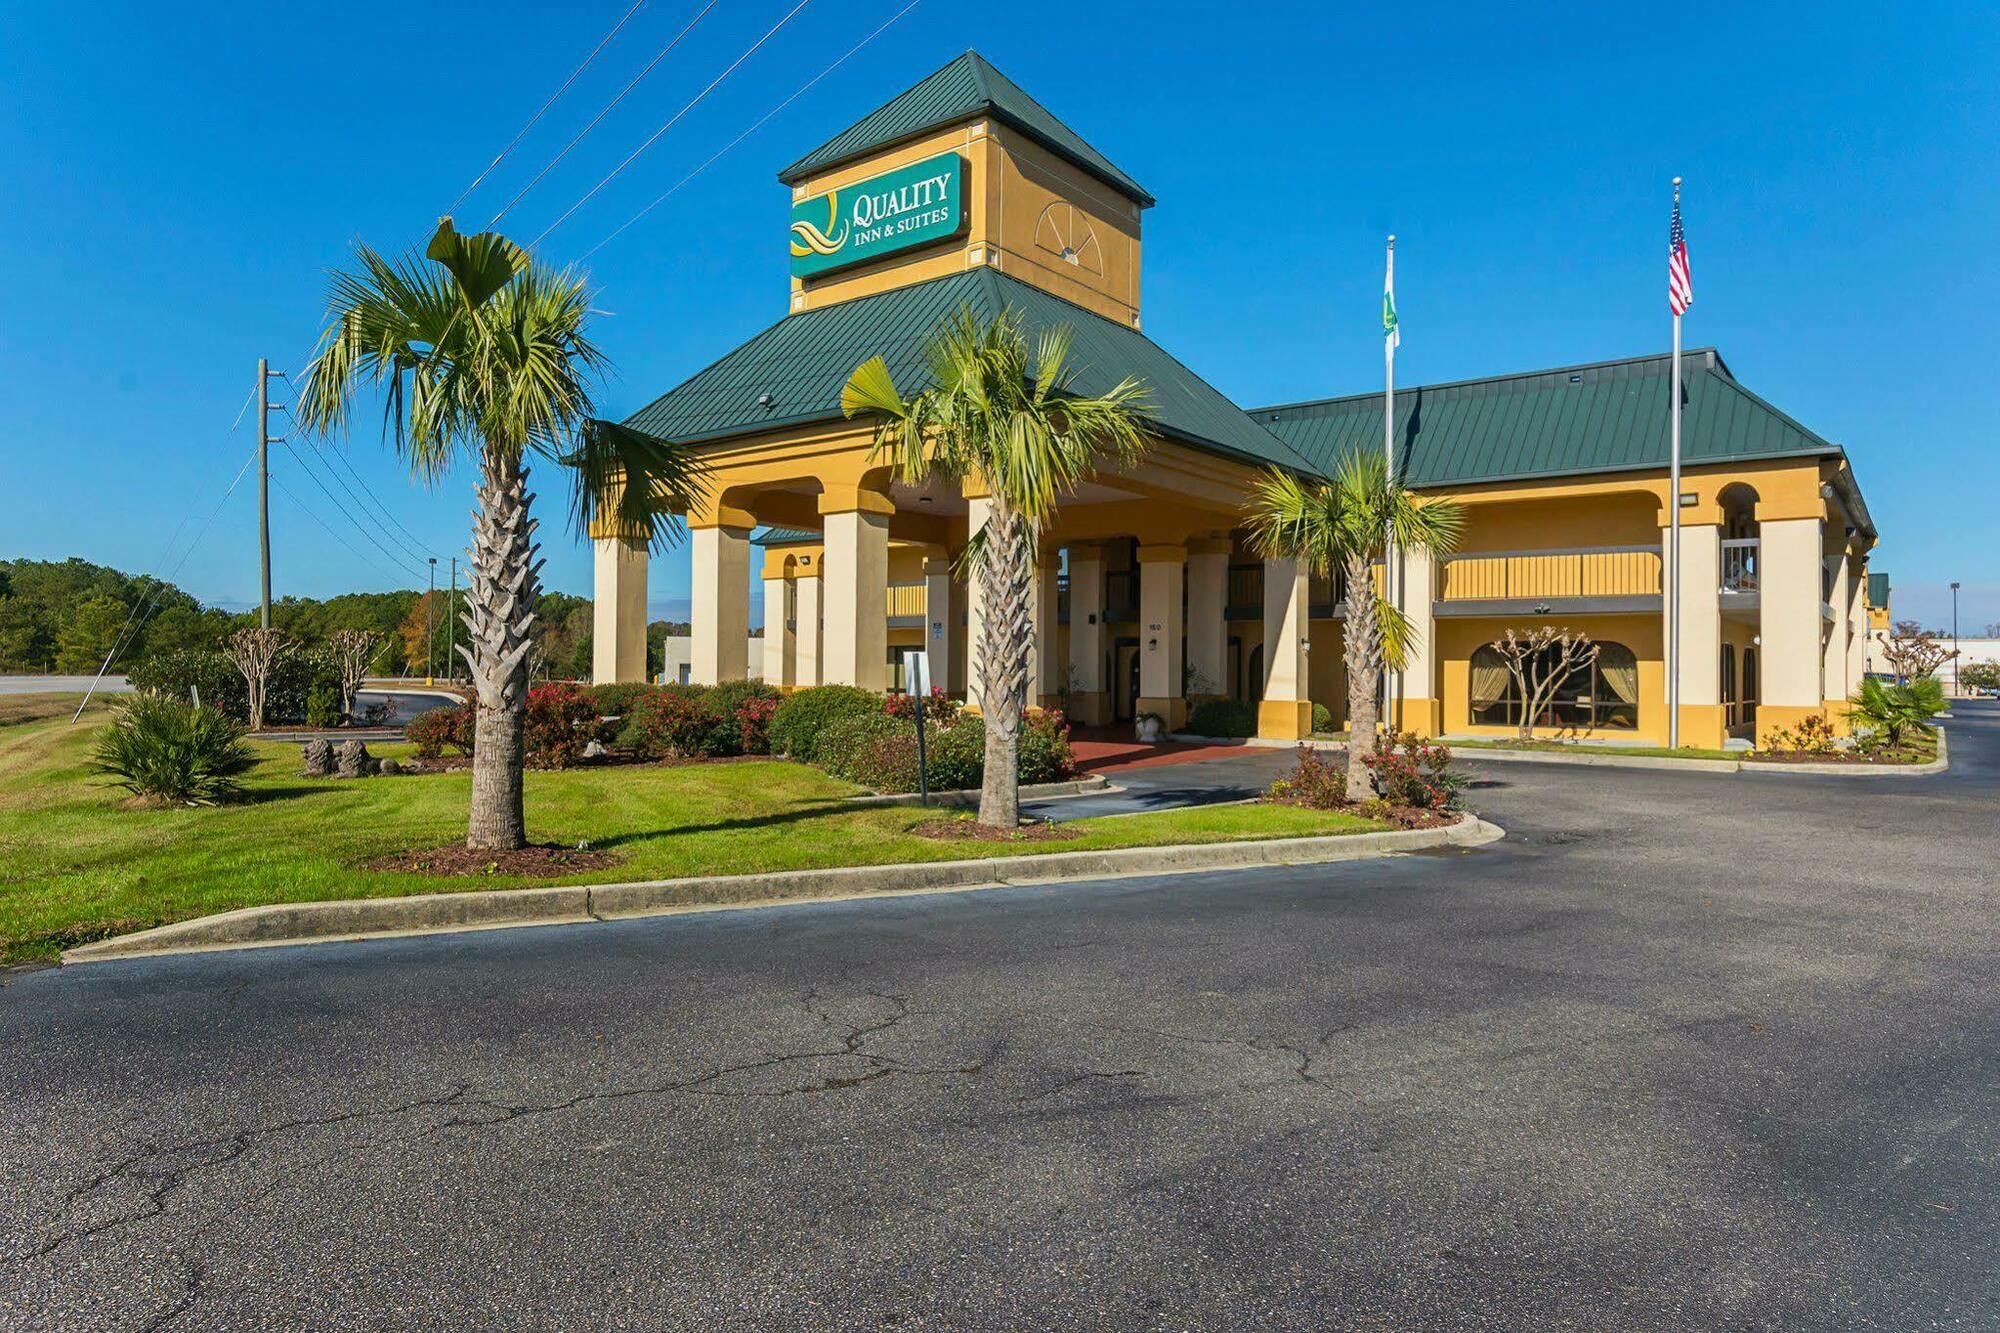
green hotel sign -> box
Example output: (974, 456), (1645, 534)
(789, 152), (966, 279)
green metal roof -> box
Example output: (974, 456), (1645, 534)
(1868, 571), (1890, 608)
(753, 527), (819, 547)
(623, 267), (1313, 473)
(1253, 349), (1848, 491)
(777, 51), (1153, 207)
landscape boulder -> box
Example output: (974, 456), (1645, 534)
(301, 738), (333, 777)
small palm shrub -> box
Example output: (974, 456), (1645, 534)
(1847, 676), (1944, 753)
(769, 685), (884, 762)
(1186, 699), (1257, 737)
(91, 696), (254, 806)
(1362, 733), (1463, 809)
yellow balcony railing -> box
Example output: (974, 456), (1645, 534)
(1439, 546), (1661, 602)
(885, 583), (927, 618)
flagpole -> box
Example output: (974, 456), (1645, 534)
(1668, 179), (1683, 749)
(1384, 234), (1398, 733)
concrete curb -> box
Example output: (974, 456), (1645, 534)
(845, 775), (1111, 807)
(60, 814), (1503, 965)
(1244, 732), (1947, 777)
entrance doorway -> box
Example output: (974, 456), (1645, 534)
(1112, 638), (1140, 720)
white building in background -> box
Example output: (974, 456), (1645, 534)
(655, 635), (766, 686)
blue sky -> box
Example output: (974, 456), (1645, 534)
(3, 1), (1995, 630)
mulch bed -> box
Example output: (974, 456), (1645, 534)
(1262, 795), (1458, 830)
(1744, 748), (1934, 766)
(364, 843), (625, 877)
(909, 817), (1082, 843)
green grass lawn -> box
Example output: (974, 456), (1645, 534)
(0, 709), (1387, 962)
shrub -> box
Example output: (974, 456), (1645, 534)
(769, 684), (884, 762)
(305, 682), (344, 729)
(587, 681), (652, 719)
(91, 696), (254, 806)
(1763, 713), (1838, 756)
(706, 679), (783, 756)
(1267, 746), (1346, 810)
(523, 682), (598, 768)
(846, 725), (926, 792)
(1019, 709), (1076, 784)
(624, 684), (719, 759)
(1362, 733), (1463, 809)
(1311, 702), (1335, 734)
(128, 649), (248, 719)
(885, 688), (961, 727)
(264, 647), (343, 726)
(1845, 676), (1944, 753)
(812, 712), (904, 781)
(1186, 698), (1257, 738)
(919, 711), (1077, 790)
(924, 717), (987, 791)
(406, 702), (474, 759)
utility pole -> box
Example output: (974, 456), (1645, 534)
(1951, 580), (1961, 697)
(426, 557), (438, 686)
(447, 556), (458, 684)
(257, 357), (272, 629)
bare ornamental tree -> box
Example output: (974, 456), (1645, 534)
(1486, 626), (1599, 741)
(225, 627), (290, 731)
(328, 628), (380, 720)
(1880, 627), (1956, 684)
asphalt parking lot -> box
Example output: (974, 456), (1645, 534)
(2, 704), (1995, 1329)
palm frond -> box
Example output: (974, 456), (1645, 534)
(568, 419), (710, 552)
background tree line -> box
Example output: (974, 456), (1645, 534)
(0, 556), (672, 680)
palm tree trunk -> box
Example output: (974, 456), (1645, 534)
(1342, 552), (1380, 802)
(460, 453), (541, 850)
(976, 505), (1032, 829)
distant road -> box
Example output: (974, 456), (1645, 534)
(0, 675), (130, 696)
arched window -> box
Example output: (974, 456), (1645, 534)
(1470, 640), (1640, 730)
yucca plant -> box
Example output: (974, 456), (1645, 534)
(1848, 675), (1946, 753)
(842, 306), (1149, 829)
(91, 695), (254, 806)
(1247, 452), (1464, 801)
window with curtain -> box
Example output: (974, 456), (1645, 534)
(1470, 640), (1640, 730)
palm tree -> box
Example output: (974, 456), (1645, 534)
(1847, 674), (1946, 753)
(298, 220), (705, 849)
(1248, 452), (1463, 802)
(842, 306), (1149, 829)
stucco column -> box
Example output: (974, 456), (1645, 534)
(761, 575), (793, 688)
(793, 572), (822, 688)
(820, 489), (892, 691)
(1844, 555), (1867, 701)
(1031, 555), (1061, 706)
(1393, 545), (1441, 737)
(591, 535), (649, 684)
(1259, 556), (1312, 740)
(1670, 522), (1724, 747)
(1820, 542), (1853, 726)
(1066, 543), (1107, 724)
(1136, 544), (1186, 730)
(1185, 538), (1230, 703)
(689, 522), (751, 684)
(1756, 516), (1827, 744)
(922, 557), (953, 699)
(963, 496), (991, 708)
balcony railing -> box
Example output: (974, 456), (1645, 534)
(1439, 546), (1662, 602)
(1721, 538), (1759, 594)
(885, 583), (926, 619)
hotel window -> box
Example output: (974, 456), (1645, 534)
(1470, 641), (1640, 730)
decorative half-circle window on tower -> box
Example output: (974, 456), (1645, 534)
(1034, 201), (1103, 275)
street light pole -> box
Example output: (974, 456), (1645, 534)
(426, 557), (438, 686)
(1951, 580), (1960, 697)
(448, 556), (458, 685)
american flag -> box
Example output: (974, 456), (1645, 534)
(1668, 192), (1694, 316)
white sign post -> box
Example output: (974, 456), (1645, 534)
(906, 651), (932, 805)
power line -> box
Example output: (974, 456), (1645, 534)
(269, 370), (440, 564)
(578, 0), (924, 262)
(490, 0), (722, 228)
(446, 0), (652, 218)
(286, 423), (436, 568)
(271, 472), (415, 589)
(277, 438), (430, 581)
(530, 0), (814, 247)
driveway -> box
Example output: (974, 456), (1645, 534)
(2, 705), (1995, 1328)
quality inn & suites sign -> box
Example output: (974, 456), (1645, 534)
(789, 152), (966, 279)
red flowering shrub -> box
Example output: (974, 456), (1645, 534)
(523, 682), (598, 769)
(734, 695), (780, 754)
(1266, 746), (1347, 809)
(623, 685), (717, 759)
(884, 688), (960, 727)
(1362, 733), (1463, 809)
(406, 701), (475, 759)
